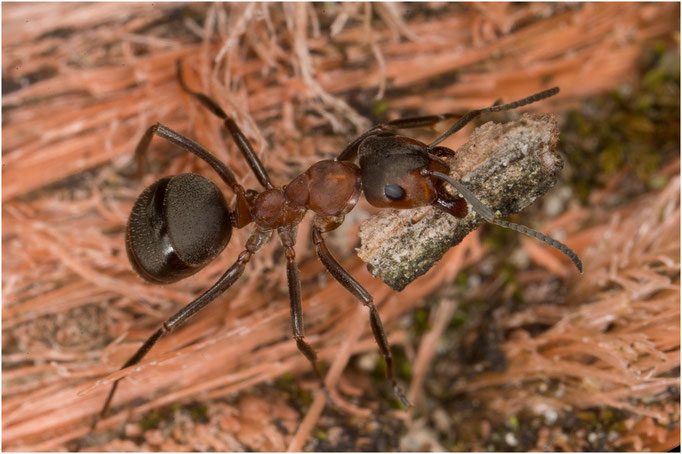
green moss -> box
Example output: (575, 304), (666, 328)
(611, 420), (627, 433)
(275, 372), (315, 408)
(372, 100), (389, 116)
(449, 311), (468, 330)
(599, 407), (614, 424)
(649, 174), (668, 189)
(654, 39), (667, 56)
(413, 307), (431, 335)
(455, 272), (468, 289)
(577, 410), (598, 424)
(138, 401), (210, 432)
(390, 396), (408, 410)
(561, 43), (679, 202)
(139, 408), (162, 431)
(297, 388), (313, 407)
(187, 402), (208, 422)
(598, 142), (624, 175)
(278, 371), (294, 385)
(482, 223), (514, 251)
(642, 69), (667, 87)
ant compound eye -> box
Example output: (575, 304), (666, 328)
(384, 183), (406, 201)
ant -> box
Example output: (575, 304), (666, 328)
(93, 60), (582, 430)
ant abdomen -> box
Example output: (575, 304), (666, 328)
(126, 173), (232, 284)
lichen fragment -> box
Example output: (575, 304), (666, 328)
(357, 114), (563, 290)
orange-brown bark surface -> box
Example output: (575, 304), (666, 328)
(3, 3), (679, 451)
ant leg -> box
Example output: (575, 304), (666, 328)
(339, 89), (558, 162)
(384, 113), (460, 129)
(336, 125), (391, 161)
(428, 87), (559, 148)
(133, 123), (254, 227)
(176, 60), (274, 190)
(93, 251), (249, 427)
(311, 223), (410, 407)
(277, 229), (331, 401)
(92, 229), (271, 432)
(133, 123), (244, 195)
(382, 95), (508, 132)
(336, 115), (457, 162)
(336, 112), (477, 161)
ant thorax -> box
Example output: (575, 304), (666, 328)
(251, 188), (306, 230)
(284, 160), (362, 217)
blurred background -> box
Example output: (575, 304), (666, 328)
(2, 3), (679, 451)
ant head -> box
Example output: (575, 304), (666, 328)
(358, 134), (449, 209)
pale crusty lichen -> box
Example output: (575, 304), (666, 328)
(357, 113), (562, 290)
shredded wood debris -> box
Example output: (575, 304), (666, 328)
(2, 3), (679, 451)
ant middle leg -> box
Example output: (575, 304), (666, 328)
(311, 219), (410, 407)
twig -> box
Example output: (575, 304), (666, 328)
(358, 113), (563, 290)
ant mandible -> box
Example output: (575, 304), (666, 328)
(96, 60), (582, 427)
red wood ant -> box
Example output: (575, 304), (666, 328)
(95, 60), (582, 427)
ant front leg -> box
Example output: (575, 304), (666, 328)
(428, 87), (560, 148)
(338, 88), (559, 161)
(311, 216), (410, 407)
(336, 114), (459, 162)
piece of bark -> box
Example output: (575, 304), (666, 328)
(357, 113), (563, 291)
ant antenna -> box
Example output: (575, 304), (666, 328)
(428, 171), (583, 273)
(428, 87), (560, 148)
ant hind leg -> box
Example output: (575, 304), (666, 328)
(175, 59), (274, 190)
(86, 228), (272, 439)
(128, 122), (245, 197)
(312, 223), (410, 407)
